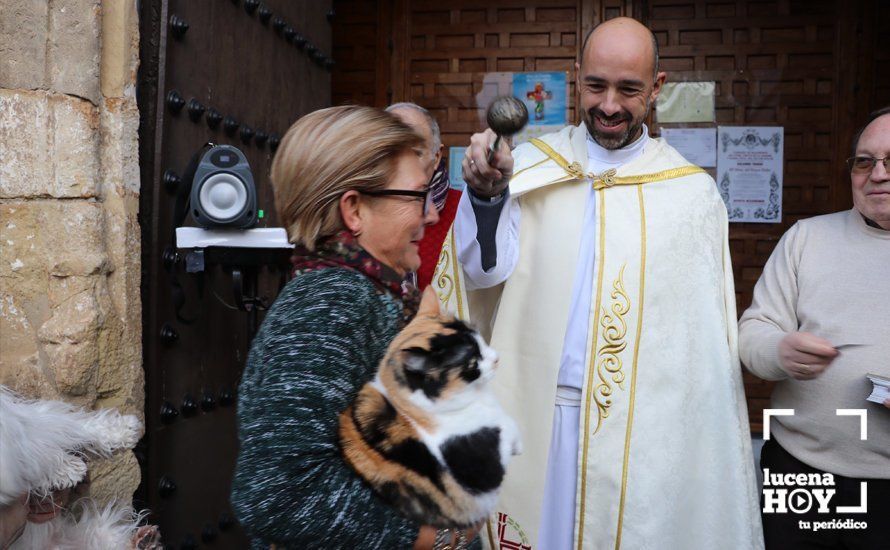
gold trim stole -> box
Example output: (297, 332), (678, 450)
(434, 229), (466, 318)
(528, 137), (706, 191)
(526, 138), (705, 550)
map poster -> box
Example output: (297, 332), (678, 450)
(717, 126), (784, 223)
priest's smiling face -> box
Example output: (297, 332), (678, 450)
(575, 18), (666, 150)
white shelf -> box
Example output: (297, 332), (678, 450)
(176, 227), (294, 249)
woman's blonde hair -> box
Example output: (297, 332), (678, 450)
(271, 105), (424, 250)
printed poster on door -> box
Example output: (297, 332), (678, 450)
(512, 72), (567, 126)
(717, 126), (784, 223)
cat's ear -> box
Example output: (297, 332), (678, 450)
(417, 286), (441, 317)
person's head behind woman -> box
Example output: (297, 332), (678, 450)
(271, 105), (439, 277)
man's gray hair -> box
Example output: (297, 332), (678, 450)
(386, 102), (442, 152)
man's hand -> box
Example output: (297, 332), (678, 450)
(884, 398), (890, 410)
(462, 129), (514, 198)
(778, 332), (839, 380)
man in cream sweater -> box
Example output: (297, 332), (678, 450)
(740, 107), (890, 549)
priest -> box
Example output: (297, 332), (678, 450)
(433, 17), (763, 550)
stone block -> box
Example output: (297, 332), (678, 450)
(0, 203), (52, 336)
(0, 352), (60, 402)
(43, 340), (99, 396)
(0, 91), (52, 198)
(47, 0), (101, 103)
(38, 290), (102, 344)
(47, 275), (97, 310)
(1, 200), (108, 279)
(88, 451), (140, 506)
(0, 90), (100, 199)
(39, 200), (109, 277)
(39, 289), (102, 397)
(0, 293), (39, 377)
(100, 97), (140, 196)
(0, 201), (45, 281)
(100, 0), (139, 99)
(100, 99), (141, 363)
(0, 0), (49, 90)
(51, 93), (101, 196)
(96, 359), (144, 417)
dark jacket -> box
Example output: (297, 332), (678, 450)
(231, 267), (418, 549)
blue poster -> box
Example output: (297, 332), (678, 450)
(448, 147), (467, 191)
(512, 72), (567, 125)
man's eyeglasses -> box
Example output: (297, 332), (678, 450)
(359, 188), (433, 217)
(846, 156), (890, 174)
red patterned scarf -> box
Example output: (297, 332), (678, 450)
(291, 231), (420, 323)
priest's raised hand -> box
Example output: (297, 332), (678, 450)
(461, 128), (513, 198)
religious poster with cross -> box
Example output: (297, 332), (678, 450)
(512, 72), (567, 126)
(509, 71), (567, 146)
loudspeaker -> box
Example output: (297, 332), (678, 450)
(189, 145), (258, 229)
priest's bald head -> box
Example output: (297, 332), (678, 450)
(575, 17), (666, 150)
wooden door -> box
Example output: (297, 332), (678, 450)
(137, 1), (331, 547)
(332, 0), (883, 432)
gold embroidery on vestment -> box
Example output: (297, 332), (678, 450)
(433, 229), (466, 319)
(592, 168), (618, 189)
(449, 230), (466, 318)
(434, 234), (454, 306)
(527, 137), (706, 189)
(510, 157), (549, 181)
(592, 264), (631, 434)
(615, 185), (649, 549)
(431, 226), (469, 319)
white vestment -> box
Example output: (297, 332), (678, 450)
(433, 124), (764, 550)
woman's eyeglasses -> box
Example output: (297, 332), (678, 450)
(359, 188), (434, 216)
(846, 156), (890, 174)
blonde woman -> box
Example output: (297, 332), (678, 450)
(230, 106), (465, 548)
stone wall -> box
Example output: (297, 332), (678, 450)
(0, 0), (142, 503)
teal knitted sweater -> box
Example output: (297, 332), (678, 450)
(230, 267), (418, 548)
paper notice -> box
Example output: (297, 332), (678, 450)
(656, 82), (716, 123)
(661, 127), (717, 167)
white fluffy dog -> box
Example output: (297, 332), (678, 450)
(0, 386), (159, 549)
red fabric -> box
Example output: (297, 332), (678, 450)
(417, 188), (462, 290)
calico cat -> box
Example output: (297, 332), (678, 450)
(339, 287), (521, 528)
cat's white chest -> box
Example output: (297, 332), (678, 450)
(420, 390), (522, 465)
